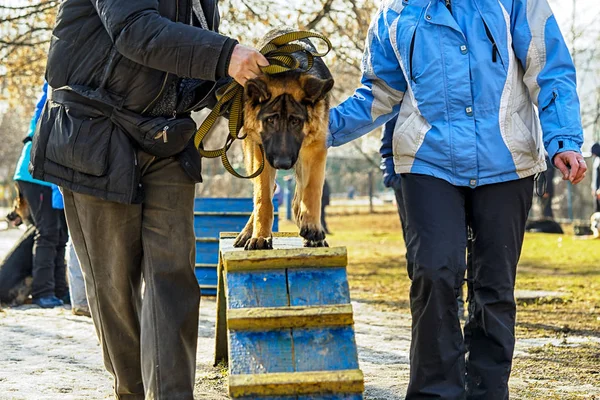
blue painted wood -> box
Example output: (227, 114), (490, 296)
(229, 330), (294, 375)
(193, 198), (279, 289)
(196, 240), (220, 264)
(226, 270), (289, 309)
(194, 197), (254, 212)
(287, 268), (351, 307)
(293, 327), (360, 372)
(194, 215), (252, 238)
(195, 266), (217, 286)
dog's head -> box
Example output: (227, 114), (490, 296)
(6, 185), (30, 227)
(243, 73), (334, 170)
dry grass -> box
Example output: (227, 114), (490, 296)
(280, 211), (600, 398)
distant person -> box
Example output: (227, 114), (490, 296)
(13, 82), (68, 308)
(592, 143), (600, 212)
(347, 186), (356, 200)
(52, 184), (89, 316)
(321, 179), (331, 235)
(541, 156), (555, 219)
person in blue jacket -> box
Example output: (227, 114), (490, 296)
(329, 1), (587, 398)
(13, 82), (69, 308)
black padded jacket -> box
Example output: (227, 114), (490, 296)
(31, 0), (236, 204)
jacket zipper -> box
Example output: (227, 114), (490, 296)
(141, 0), (180, 114)
(409, 29), (417, 81)
(483, 21), (499, 63)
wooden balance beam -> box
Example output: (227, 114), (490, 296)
(214, 233), (364, 399)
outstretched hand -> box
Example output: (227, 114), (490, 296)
(553, 151), (587, 185)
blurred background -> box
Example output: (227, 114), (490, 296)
(1, 0), (599, 221)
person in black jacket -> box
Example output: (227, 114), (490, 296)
(30, 1), (268, 398)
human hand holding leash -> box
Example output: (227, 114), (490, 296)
(553, 151), (587, 184)
(228, 44), (269, 86)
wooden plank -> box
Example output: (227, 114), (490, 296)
(228, 369), (364, 397)
(236, 395), (362, 400)
(194, 197), (254, 212)
(287, 268), (351, 307)
(196, 237), (220, 243)
(220, 232), (299, 239)
(227, 305), (354, 331)
(228, 330), (294, 375)
(298, 395), (363, 400)
(219, 235), (303, 256)
(195, 266), (218, 287)
(225, 270), (289, 309)
(293, 327), (360, 372)
(195, 215), (256, 239)
(214, 255), (229, 365)
(196, 240), (220, 264)
(223, 247), (347, 272)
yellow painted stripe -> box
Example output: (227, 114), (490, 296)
(223, 247), (347, 271)
(194, 212), (280, 216)
(199, 284), (217, 290)
(227, 304), (354, 330)
(219, 232), (299, 239)
(196, 237), (219, 243)
(229, 369), (364, 397)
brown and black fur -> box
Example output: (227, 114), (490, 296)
(234, 30), (334, 250)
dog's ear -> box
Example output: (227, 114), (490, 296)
(301, 75), (334, 104)
(245, 78), (271, 104)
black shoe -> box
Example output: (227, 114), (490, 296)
(60, 294), (71, 305)
(33, 296), (64, 309)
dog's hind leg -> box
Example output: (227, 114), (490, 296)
(295, 143), (328, 247)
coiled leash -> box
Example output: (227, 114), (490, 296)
(193, 30), (332, 179)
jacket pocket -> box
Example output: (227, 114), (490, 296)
(541, 89), (565, 128)
(45, 102), (112, 177)
(112, 109), (197, 158)
(482, 19), (503, 66)
(511, 111), (539, 169)
(393, 112), (428, 160)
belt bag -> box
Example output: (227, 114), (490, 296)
(51, 89), (197, 158)
(112, 108), (197, 158)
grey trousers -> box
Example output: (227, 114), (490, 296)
(62, 153), (199, 400)
(67, 240), (88, 309)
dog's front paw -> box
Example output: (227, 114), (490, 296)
(244, 236), (273, 250)
(299, 225), (328, 248)
(234, 230), (252, 248)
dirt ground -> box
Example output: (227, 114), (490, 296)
(1, 214), (599, 399)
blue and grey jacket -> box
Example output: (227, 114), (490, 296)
(13, 82), (51, 186)
(329, 0), (583, 187)
(380, 116), (400, 188)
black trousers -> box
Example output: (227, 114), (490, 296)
(16, 180), (68, 299)
(401, 174), (533, 400)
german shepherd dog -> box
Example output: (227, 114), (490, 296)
(233, 30), (334, 250)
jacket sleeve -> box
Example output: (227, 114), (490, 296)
(26, 82), (48, 139)
(380, 115), (398, 187)
(91, 0), (237, 81)
(328, 6), (407, 148)
(510, 0), (583, 161)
